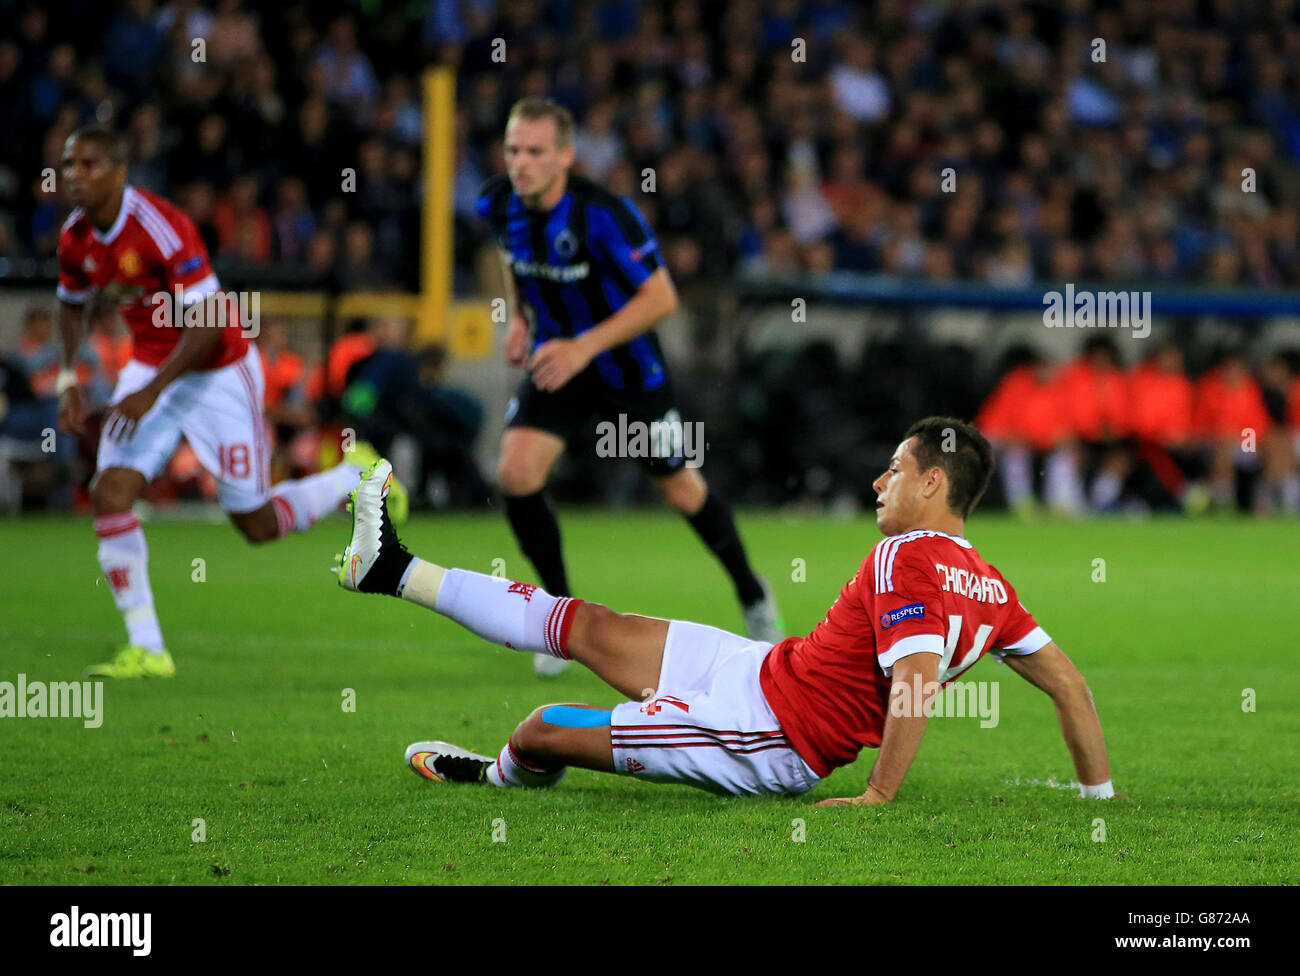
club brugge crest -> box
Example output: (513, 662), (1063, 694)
(554, 228), (578, 258)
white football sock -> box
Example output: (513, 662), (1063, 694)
(1090, 470), (1123, 510)
(1045, 448), (1084, 514)
(95, 513), (165, 653)
(485, 738), (566, 788)
(1281, 474), (1300, 513)
(1001, 445), (1033, 505)
(407, 564), (582, 659)
(270, 463), (361, 535)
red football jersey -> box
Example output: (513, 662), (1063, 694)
(1129, 363), (1194, 444)
(1192, 367), (1272, 439)
(760, 530), (1050, 778)
(974, 365), (1069, 450)
(57, 185), (247, 371)
(1060, 358), (1131, 441)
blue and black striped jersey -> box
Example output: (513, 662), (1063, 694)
(476, 174), (669, 391)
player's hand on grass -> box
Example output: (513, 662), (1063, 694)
(105, 386), (159, 441)
(58, 385), (85, 435)
(815, 783), (893, 807)
(530, 337), (593, 392)
(505, 315), (530, 367)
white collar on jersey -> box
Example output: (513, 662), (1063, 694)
(91, 185), (137, 245)
(892, 528), (973, 549)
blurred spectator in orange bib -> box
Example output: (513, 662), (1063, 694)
(1059, 336), (1132, 513)
(976, 346), (1078, 516)
(1193, 348), (1276, 512)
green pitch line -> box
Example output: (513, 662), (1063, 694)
(1, 512), (1297, 885)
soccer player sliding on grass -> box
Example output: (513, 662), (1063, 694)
(336, 417), (1119, 803)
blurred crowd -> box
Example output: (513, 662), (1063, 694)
(0, 306), (488, 511)
(6, 1), (1300, 515)
(5, 1), (1300, 289)
(1, 1), (424, 288)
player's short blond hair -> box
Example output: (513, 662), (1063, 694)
(506, 97), (575, 148)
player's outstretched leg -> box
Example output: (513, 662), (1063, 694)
(86, 466), (174, 679)
(404, 703), (614, 789)
(500, 427), (572, 677)
(232, 440), (408, 544)
(338, 459), (668, 699)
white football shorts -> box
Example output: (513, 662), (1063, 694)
(610, 620), (821, 797)
(96, 346), (270, 513)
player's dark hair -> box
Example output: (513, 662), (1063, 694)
(507, 97), (575, 147)
(996, 343), (1042, 377)
(1211, 344), (1249, 368)
(903, 416), (995, 519)
(1082, 334), (1119, 363)
(1144, 338), (1182, 365)
(68, 124), (128, 166)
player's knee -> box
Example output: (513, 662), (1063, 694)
(237, 521), (276, 544)
(230, 509), (278, 544)
(91, 475), (136, 515)
(657, 472), (706, 514)
(514, 706), (563, 757)
(498, 456), (546, 496)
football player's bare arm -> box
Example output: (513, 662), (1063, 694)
(1002, 642), (1116, 793)
(104, 311), (223, 442)
(56, 300), (88, 434)
(530, 269), (677, 392)
(498, 248), (530, 367)
(815, 651), (939, 807)
(581, 267), (677, 355)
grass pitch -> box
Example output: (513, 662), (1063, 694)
(2, 510), (1297, 885)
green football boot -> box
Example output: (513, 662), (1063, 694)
(85, 644), (176, 679)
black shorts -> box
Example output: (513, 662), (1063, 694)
(505, 369), (693, 476)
